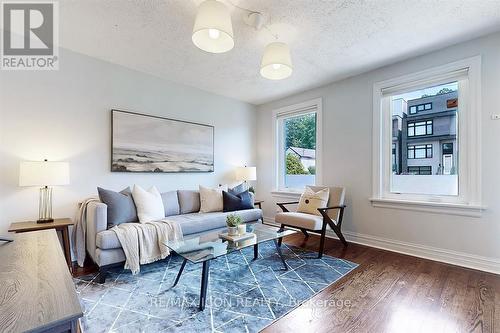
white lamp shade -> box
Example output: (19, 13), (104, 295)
(236, 166), (257, 181)
(192, 0), (234, 53)
(260, 42), (293, 80)
(19, 161), (70, 186)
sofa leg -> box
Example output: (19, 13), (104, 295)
(97, 267), (107, 284)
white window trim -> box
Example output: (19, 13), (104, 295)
(272, 98), (323, 195)
(371, 56), (484, 216)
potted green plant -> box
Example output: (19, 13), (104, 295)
(226, 214), (244, 236)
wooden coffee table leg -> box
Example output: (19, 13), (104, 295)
(61, 226), (72, 272)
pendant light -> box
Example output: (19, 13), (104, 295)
(192, 0), (234, 53)
(260, 42), (293, 80)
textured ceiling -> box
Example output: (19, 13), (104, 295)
(58, 0), (500, 105)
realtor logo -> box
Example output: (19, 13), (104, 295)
(1, 1), (59, 70)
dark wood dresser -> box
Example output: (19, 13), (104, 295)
(0, 230), (83, 332)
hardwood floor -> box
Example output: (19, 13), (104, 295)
(264, 233), (500, 333)
(72, 234), (499, 332)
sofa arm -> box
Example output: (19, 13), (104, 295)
(86, 201), (107, 262)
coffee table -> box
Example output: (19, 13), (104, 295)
(165, 223), (297, 310)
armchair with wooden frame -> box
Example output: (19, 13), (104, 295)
(275, 186), (347, 258)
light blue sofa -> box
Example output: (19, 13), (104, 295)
(85, 189), (262, 282)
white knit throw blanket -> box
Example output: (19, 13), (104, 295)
(73, 197), (100, 267)
(111, 219), (183, 275)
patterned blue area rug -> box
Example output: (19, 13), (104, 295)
(75, 242), (358, 333)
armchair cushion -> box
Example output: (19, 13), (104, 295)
(275, 212), (327, 231)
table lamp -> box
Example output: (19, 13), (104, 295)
(19, 159), (70, 223)
(236, 166), (257, 191)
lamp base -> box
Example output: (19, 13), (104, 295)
(37, 218), (54, 224)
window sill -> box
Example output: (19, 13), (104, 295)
(369, 198), (485, 217)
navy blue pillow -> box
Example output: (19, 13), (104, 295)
(223, 190), (253, 212)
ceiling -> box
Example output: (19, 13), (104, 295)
(58, 0), (500, 105)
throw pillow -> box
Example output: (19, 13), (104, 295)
(297, 186), (330, 216)
(97, 187), (138, 227)
(132, 185), (165, 223)
(177, 190), (201, 214)
(199, 185), (228, 213)
(228, 182), (246, 195)
(223, 190), (254, 212)
(161, 190), (180, 216)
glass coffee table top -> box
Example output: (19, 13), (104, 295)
(166, 222), (297, 263)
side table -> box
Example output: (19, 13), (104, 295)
(8, 218), (74, 272)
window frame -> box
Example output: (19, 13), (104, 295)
(408, 120), (433, 137)
(409, 102), (432, 115)
(442, 142), (453, 155)
(272, 98), (323, 193)
(408, 166), (432, 175)
(408, 144), (433, 159)
(371, 57), (483, 217)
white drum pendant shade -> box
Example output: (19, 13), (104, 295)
(192, 0), (234, 53)
(260, 42), (293, 80)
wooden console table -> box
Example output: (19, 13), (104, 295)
(0, 230), (83, 332)
(8, 218), (73, 272)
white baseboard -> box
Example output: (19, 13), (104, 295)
(263, 216), (500, 275)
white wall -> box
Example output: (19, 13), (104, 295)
(256, 32), (500, 273)
(0, 48), (257, 234)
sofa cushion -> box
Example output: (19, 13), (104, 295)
(161, 191), (180, 216)
(132, 185), (165, 223)
(177, 190), (200, 214)
(199, 185), (228, 213)
(223, 190), (253, 212)
(229, 182), (246, 195)
(275, 212), (325, 230)
(96, 209), (263, 250)
(164, 209), (262, 236)
(97, 187), (138, 227)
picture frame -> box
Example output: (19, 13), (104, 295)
(111, 109), (214, 173)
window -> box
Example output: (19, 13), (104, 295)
(408, 144), (432, 159)
(442, 143), (453, 154)
(409, 103), (432, 114)
(273, 99), (322, 192)
(408, 120), (432, 136)
(371, 57), (482, 215)
(408, 166), (432, 175)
